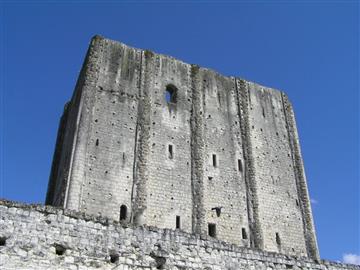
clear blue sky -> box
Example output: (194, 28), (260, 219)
(1, 1), (359, 263)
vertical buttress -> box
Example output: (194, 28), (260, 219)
(45, 103), (70, 206)
(190, 65), (206, 235)
(235, 78), (263, 249)
(63, 36), (103, 210)
(281, 93), (320, 261)
(131, 50), (153, 225)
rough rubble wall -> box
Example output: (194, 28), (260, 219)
(46, 36), (318, 258)
(1, 201), (358, 270)
(246, 82), (307, 257)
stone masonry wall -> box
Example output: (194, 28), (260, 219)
(45, 36), (318, 259)
(141, 51), (193, 233)
(0, 200), (358, 270)
(245, 82), (308, 256)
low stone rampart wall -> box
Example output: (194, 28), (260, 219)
(0, 200), (358, 270)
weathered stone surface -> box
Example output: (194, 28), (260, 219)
(1, 200), (358, 270)
(44, 35), (320, 260)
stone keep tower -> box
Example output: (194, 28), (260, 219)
(45, 36), (319, 261)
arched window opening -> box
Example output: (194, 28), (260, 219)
(120, 205), (127, 221)
(165, 85), (177, 103)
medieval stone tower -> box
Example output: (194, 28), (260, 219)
(45, 35), (319, 261)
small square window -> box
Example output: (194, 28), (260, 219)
(165, 85), (177, 103)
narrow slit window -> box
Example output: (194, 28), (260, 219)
(212, 154), (217, 167)
(208, 223), (216, 238)
(276, 232), (281, 246)
(242, 228), (247, 239)
(238, 159), (243, 172)
(95, 139), (99, 146)
(120, 205), (127, 221)
(168, 144), (174, 159)
(176, 216), (181, 229)
(217, 92), (221, 106)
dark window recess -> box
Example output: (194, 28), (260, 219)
(242, 228), (247, 239)
(95, 139), (99, 146)
(110, 253), (119, 264)
(208, 223), (216, 238)
(120, 205), (127, 221)
(176, 216), (181, 229)
(212, 154), (217, 167)
(238, 159), (243, 172)
(276, 232), (281, 246)
(165, 85), (177, 103)
(168, 144), (174, 159)
(55, 244), (66, 256)
(155, 256), (166, 269)
(0, 237), (6, 246)
(217, 92), (222, 106)
(208, 176), (213, 181)
(262, 106), (266, 118)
